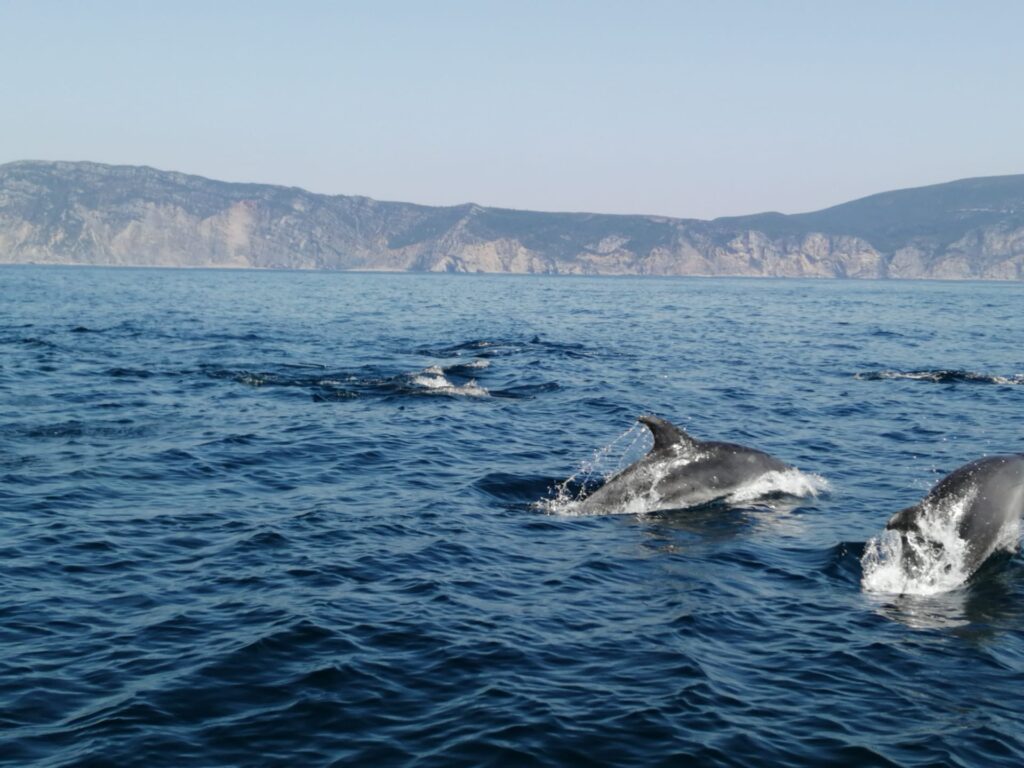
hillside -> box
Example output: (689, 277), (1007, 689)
(2, 160), (1023, 278)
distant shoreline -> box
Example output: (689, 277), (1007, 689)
(2, 160), (1023, 280)
(4, 261), (1023, 285)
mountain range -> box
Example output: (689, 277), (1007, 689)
(2, 160), (1023, 279)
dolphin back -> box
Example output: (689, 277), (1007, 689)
(954, 455), (1024, 569)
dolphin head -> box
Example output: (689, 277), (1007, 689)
(885, 505), (920, 535)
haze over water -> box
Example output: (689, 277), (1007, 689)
(2, 266), (1024, 766)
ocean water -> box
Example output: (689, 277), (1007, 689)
(2, 265), (1023, 767)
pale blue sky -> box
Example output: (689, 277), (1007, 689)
(1, 0), (1021, 218)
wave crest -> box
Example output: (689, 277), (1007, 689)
(410, 366), (489, 397)
(856, 369), (1024, 385)
(725, 469), (830, 504)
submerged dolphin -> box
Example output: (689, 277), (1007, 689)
(884, 454), (1024, 577)
(574, 415), (796, 514)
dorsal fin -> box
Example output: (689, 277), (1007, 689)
(638, 415), (697, 453)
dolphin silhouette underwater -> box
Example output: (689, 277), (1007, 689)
(882, 454), (1024, 579)
(572, 415), (805, 514)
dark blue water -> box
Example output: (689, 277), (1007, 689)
(2, 266), (1023, 767)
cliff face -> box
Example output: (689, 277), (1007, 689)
(2, 160), (1023, 278)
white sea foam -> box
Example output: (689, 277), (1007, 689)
(725, 468), (831, 504)
(410, 366), (489, 397)
(856, 370), (1024, 385)
(860, 490), (977, 596)
(536, 480), (653, 517)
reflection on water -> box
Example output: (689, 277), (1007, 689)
(867, 553), (1024, 634)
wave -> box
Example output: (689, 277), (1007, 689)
(475, 472), (559, 503)
(490, 382), (561, 399)
(1, 419), (151, 440)
(725, 469), (831, 504)
(444, 359), (490, 375)
(856, 369), (1024, 385)
(417, 335), (594, 360)
(417, 338), (524, 358)
(200, 342), (567, 401)
(204, 367), (346, 389)
(409, 366), (489, 398)
(203, 360), (500, 400)
(105, 367), (154, 379)
(0, 335), (60, 349)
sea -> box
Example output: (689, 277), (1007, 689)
(2, 265), (1023, 767)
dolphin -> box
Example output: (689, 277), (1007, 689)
(574, 415), (797, 514)
(884, 454), (1024, 578)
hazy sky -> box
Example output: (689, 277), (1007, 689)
(2, 0), (1022, 219)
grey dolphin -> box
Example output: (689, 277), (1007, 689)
(574, 415), (796, 514)
(885, 454), (1024, 577)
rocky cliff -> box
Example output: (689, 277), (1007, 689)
(2, 160), (1023, 278)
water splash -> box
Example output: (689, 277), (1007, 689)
(861, 489), (977, 595)
(410, 365), (489, 397)
(856, 369), (1024, 385)
(725, 469), (830, 504)
(535, 423), (651, 514)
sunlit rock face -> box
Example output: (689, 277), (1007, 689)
(2, 160), (1023, 278)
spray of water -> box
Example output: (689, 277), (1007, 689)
(535, 422), (651, 514)
(726, 469), (830, 504)
(861, 489), (976, 596)
(410, 365), (489, 397)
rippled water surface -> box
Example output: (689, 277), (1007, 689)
(3, 266), (1024, 766)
